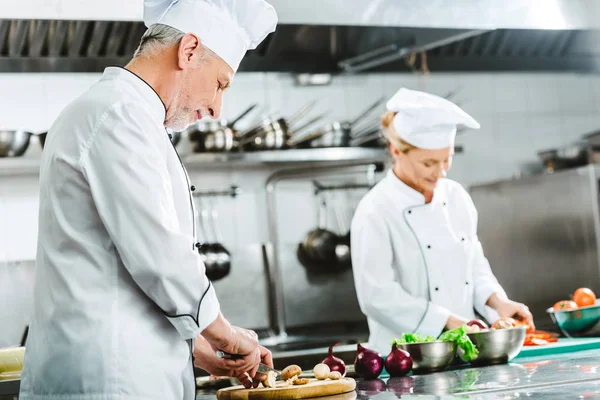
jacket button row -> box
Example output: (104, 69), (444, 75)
(190, 185), (196, 191)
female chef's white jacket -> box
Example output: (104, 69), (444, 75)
(351, 169), (505, 354)
(19, 67), (219, 400)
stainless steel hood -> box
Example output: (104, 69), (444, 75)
(1, 0), (600, 74)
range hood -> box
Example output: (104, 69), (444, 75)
(1, 0), (600, 74)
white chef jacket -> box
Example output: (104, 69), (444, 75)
(19, 66), (220, 400)
(351, 169), (505, 354)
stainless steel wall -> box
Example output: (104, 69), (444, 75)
(469, 165), (600, 330)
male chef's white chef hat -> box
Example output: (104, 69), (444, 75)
(143, 0), (278, 72)
(385, 88), (480, 150)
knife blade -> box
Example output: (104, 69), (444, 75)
(215, 350), (281, 377)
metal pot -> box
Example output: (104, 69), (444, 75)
(0, 130), (34, 157)
(38, 129), (181, 150)
(288, 97), (385, 149)
(187, 104), (257, 153)
(238, 101), (324, 151)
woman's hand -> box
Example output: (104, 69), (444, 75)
(488, 294), (535, 330)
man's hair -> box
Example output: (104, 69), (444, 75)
(133, 23), (216, 61)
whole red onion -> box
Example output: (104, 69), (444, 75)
(354, 344), (384, 380)
(385, 343), (413, 377)
(467, 319), (489, 330)
(322, 342), (346, 377)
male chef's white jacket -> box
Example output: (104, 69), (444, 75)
(19, 67), (220, 400)
(351, 169), (506, 354)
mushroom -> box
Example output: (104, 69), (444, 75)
(293, 378), (310, 385)
(313, 363), (330, 380)
(261, 370), (277, 388)
(329, 371), (342, 380)
(281, 365), (302, 381)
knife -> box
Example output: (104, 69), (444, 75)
(215, 350), (281, 377)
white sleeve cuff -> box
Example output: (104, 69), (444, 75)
(474, 283), (505, 318)
(167, 282), (221, 340)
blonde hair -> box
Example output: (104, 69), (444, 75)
(381, 111), (416, 154)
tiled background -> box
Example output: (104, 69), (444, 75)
(2, 70), (600, 346)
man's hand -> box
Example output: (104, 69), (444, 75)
(201, 313), (274, 387)
(488, 294), (535, 330)
(445, 314), (469, 331)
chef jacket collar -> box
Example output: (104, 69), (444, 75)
(101, 66), (167, 125)
(384, 169), (447, 207)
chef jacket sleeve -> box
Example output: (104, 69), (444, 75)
(461, 188), (507, 319)
(351, 209), (451, 338)
(79, 101), (220, 340)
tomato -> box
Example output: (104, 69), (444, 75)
(553, 300), (578, 311)
(573, 288), (597, 308)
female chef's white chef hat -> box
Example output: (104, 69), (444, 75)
(386, 88), (480, 150)
(143, 0), (278, 72)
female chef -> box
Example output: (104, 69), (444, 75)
(350, 88), (534, 354)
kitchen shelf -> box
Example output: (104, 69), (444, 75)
(0, 148), (388, 177)
(182, 147), (387, 167)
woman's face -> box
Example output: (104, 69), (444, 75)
(391, 144), (454, 192)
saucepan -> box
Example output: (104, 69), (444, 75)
(289, 97), (385, 149)
(0, 130), (38, 157)
(237, 101), (326, 151)
(196, 201), (231, 281)
(185, 103), (257, 153)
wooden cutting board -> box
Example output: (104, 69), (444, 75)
(216, 378), (356, 400)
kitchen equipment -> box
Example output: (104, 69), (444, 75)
(0, 130), (34, 157)
(397, 341), (457, 374)
(38, 129), (181, 149)
(537, 142), (591, 173)
(349, 129), (385, 148)
(514, 337), (600, 359)
(289, 98), (385, 149)
(332, 197), (351, 270)
(215, 351), (281, 377)
(0, 347), (24, 374)
(187, 104), (257, 153)
(216, 378), (356, 400)
(238, 101), (324, 151)
(460, 327), (526, 366)
(547, 304), (600, 338)
(197, 203), (231, 281)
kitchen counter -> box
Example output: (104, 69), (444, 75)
(4, 349), (600, 399)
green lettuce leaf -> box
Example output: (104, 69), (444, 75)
(439, 325), (479, 361)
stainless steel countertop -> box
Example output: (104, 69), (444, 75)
(4, 349), (600, 399)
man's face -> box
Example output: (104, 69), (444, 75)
(166, 37), (234, 131)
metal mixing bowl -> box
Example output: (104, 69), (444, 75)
(398, 341), (457, 373)
(0, 130), (32, 157)
(460, 327), (526, 366)
(547, 304), (600, 337)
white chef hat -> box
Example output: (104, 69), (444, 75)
(385, 88), (480, 150)
(143, 0), (278, 72)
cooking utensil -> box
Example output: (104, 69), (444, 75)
(186, 104), (257, 153)
(0, 130), (34, 157)
(216, 378), (356, 400)
(238, 101), (324, 151)
(547, 304), (600, 337)
(349, 129), (385, 148)
(537, 142), (591, 173)
(397, 341), (457, 374)
(197, 202), (230, 281)
(459, 327), (526, 366)
(332, 195), (351, 270)
(290, 97), (385, 149)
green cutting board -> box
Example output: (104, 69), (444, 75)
(514, 338), (600, 360)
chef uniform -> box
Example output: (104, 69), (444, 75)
(351, 88), (506, 355)
(19, 1), (276, 400)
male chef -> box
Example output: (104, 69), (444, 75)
(19, 1), (277, 399)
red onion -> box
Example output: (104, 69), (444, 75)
(322, 342), (346, 377)
(385, 343), (413, 377)
(354, 344), (384, 380)
(467, 319), (489, 330)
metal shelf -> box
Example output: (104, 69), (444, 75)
(182, 147), (387, 167)
(0, 148), (387, 177)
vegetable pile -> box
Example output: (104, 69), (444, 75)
(553, 287), (597, 311)
(394, 325), (479, 362)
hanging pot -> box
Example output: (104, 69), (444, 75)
(197, 203), (231, 281)
(0, 130), (35, 157)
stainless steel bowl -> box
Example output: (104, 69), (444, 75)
(398, 341), (457, 374)
(547, 304), (600, 337)
(460, 327), (526, 366)
(0, 130), (32, 157)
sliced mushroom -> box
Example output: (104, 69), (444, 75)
(293, 378), (310, 385)
(261, 370), (277, 388)
(329, 371), (342, 380)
